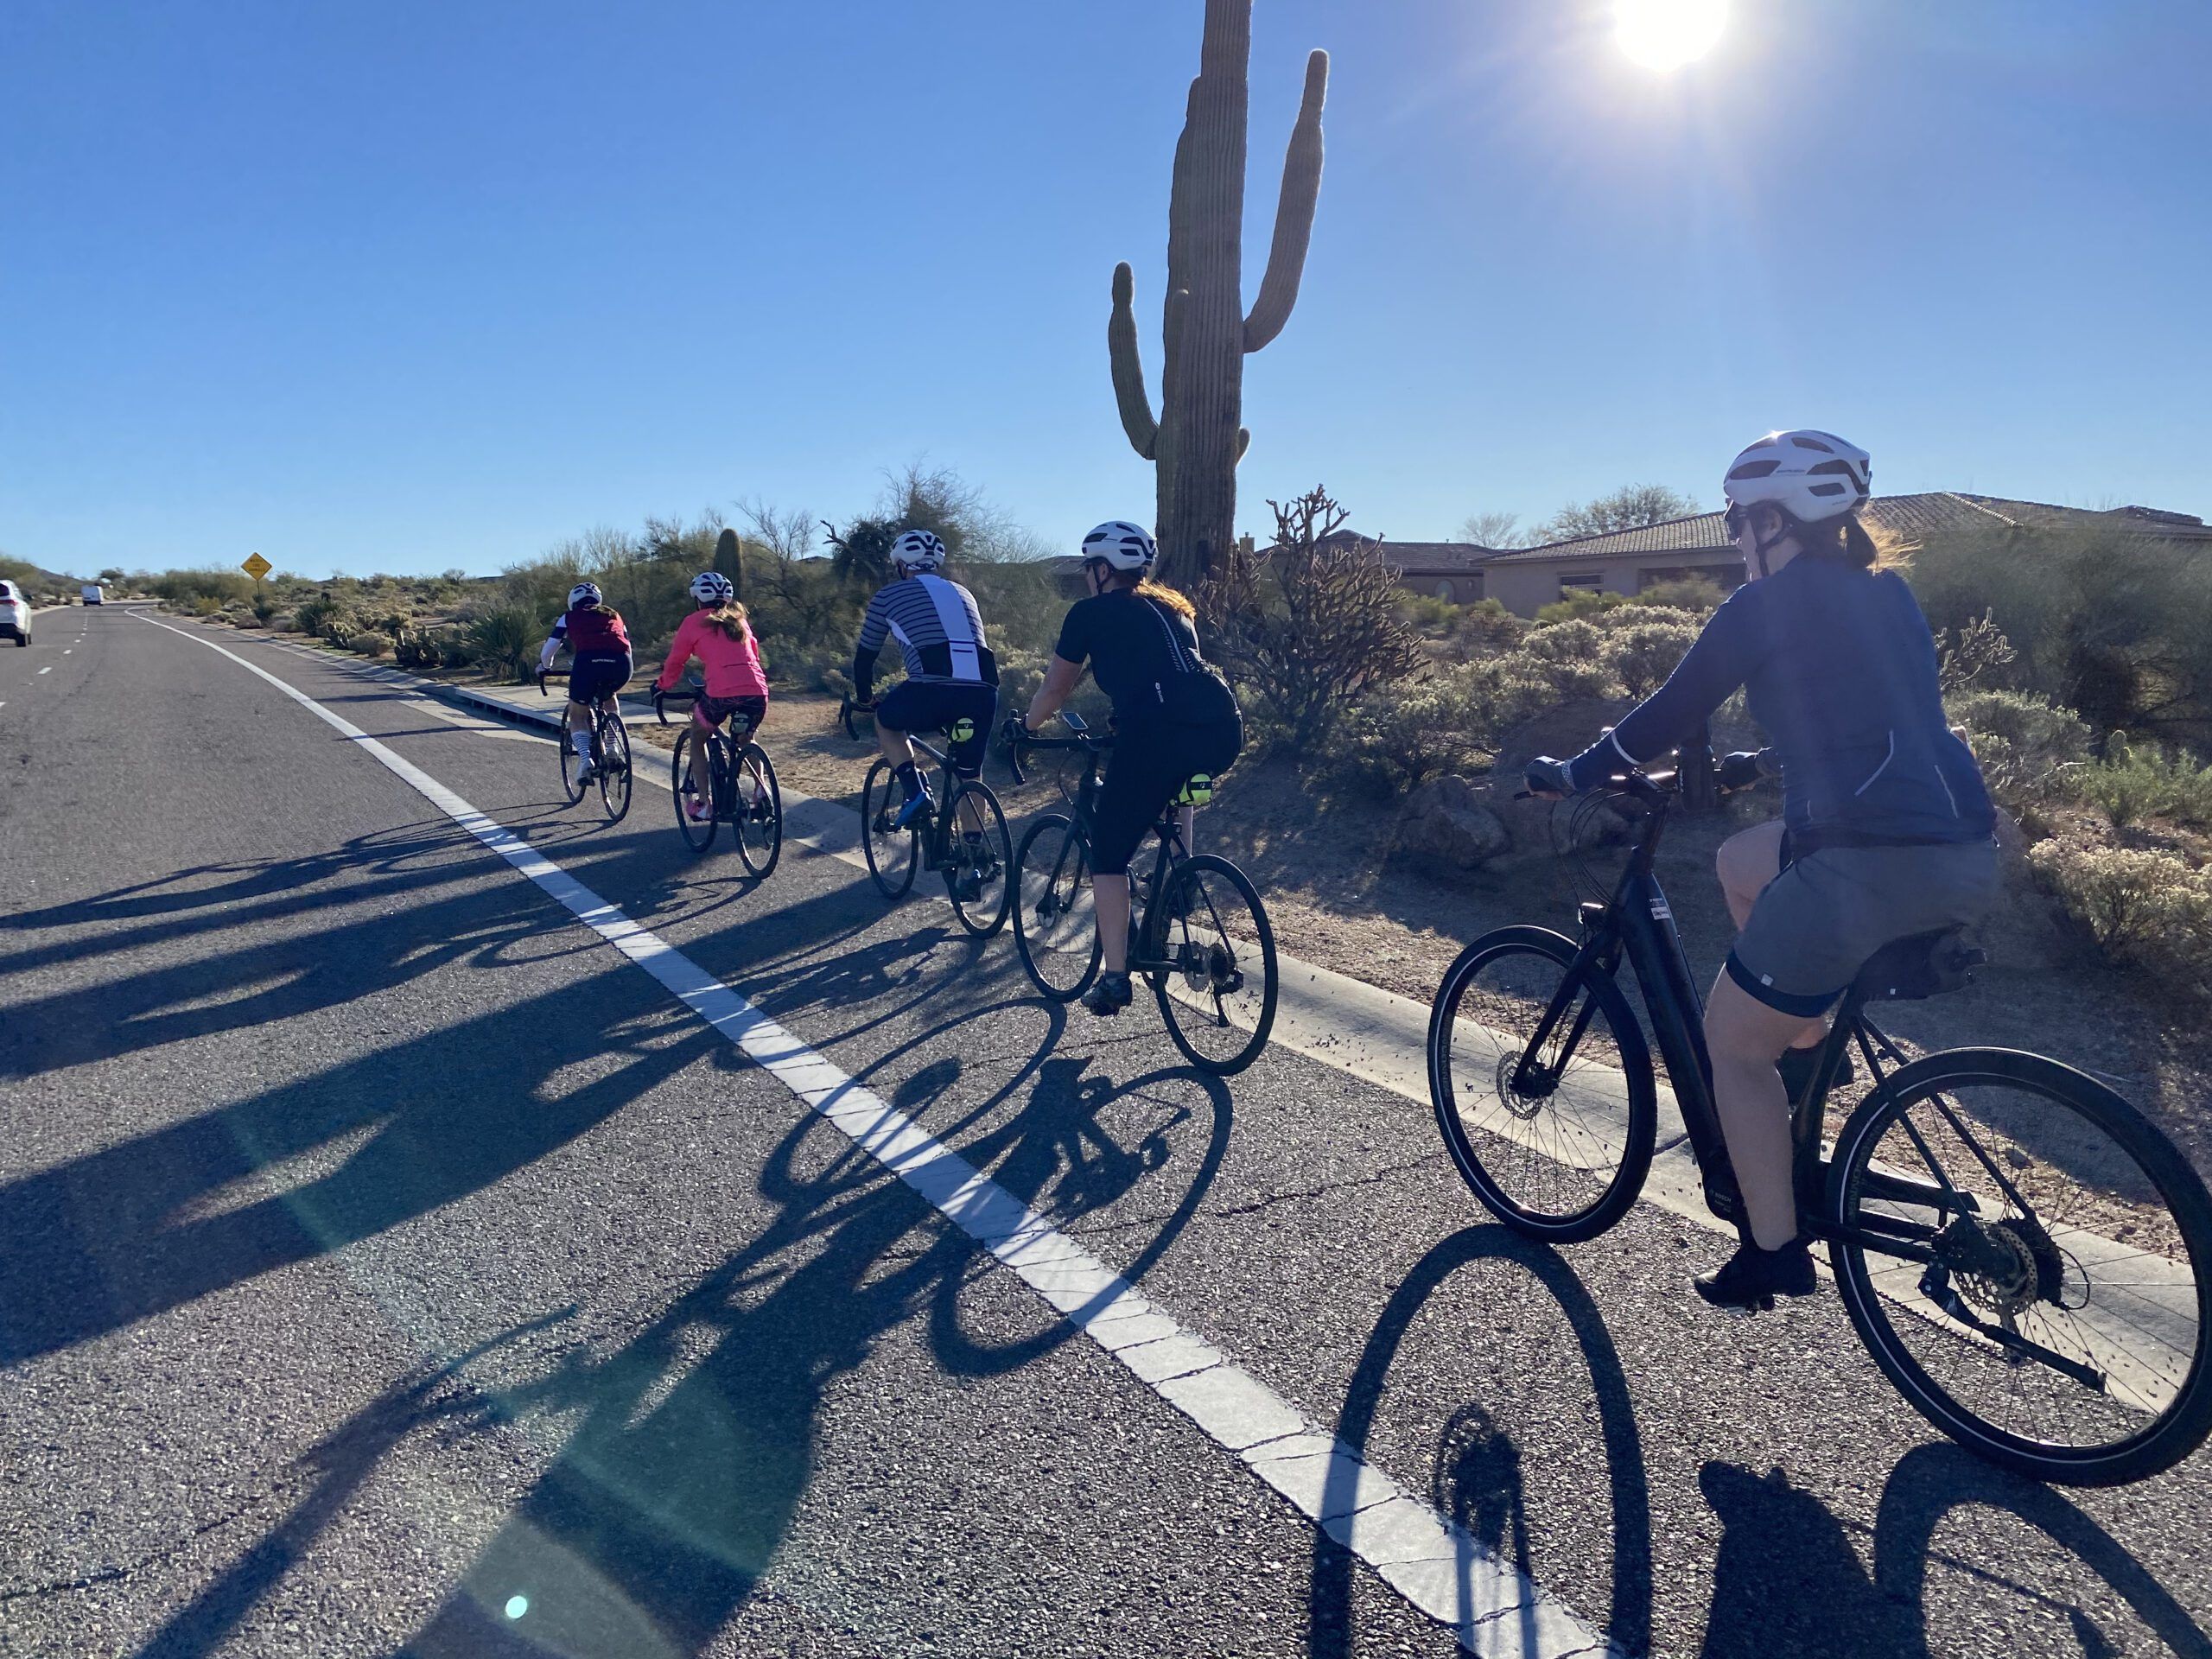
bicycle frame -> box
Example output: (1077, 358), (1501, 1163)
(1010, 716), (1190, 972)
(1534, 775), (1970, 1245)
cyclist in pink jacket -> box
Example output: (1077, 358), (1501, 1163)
(658, 571), (771, 823)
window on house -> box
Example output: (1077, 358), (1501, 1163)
(1638, 563), (1747, 593)
(1557, 573), (1605, 598)
(1434, 580), (1454, 603)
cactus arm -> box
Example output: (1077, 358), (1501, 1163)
(1109, 263), (1160, 461)
(1243, 48), (1328, 353)
(1237, 427), (1249, 462)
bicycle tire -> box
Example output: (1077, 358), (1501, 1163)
(671, 729), (718, 854)
(597, 715), (632, 823)
(1829, 1046), (2212, 1485)
(557, 722), (586, 806)
(861, 760), (920, 899)
(942, 779), (1012, 938)
(734, 742), (782, 880)
(1147, 853), (1276, 1076)
(1013, 813), (1100, 1000)
(1427, 925), (1658, 1243)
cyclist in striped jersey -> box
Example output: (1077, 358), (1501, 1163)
(852, 530), (1001, 828)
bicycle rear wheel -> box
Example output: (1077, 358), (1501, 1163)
(1013, 814), (1100, 1000)
(1427, 925), (1657, 1243)
(1147, 854), (1276, 1076)
(943, 780), (1012, 938)
(596, 715), (632, 823)
(861, 760), (920, 899)
(734, 743), (782, 879)
(1830, 1047), (2212, 1485)
(671, 730), (718, 854)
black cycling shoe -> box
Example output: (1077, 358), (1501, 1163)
(1778, 1044), (1853, 1102)
(1082, 971), (1134, 1016)
(1694, 1236), (1819, 1313)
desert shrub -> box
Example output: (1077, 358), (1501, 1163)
(2070, 739), (2212, 832)
(188, 594), (224, 616)
(1329, 669), (1488, 799)
(1535, 588), (1629, 626)
(395, 624), (473, 671)
(1196, 486), (1423, 752)
(294, 594), (358, 641)
(2029, 840), (2212, 988)
(250, 588), (279, 624)
(1594, 613), (1701, 696)
(466, 603), (539, 682)
(1935, 609), (2018, 696)
(148, 568), (253, 608)
(768, 643), (855, 697)
(1947, 688), (2091, 807)
(1630, 577), (1726, 614)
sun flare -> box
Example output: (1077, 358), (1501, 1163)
(1615, 0), (1728, 72)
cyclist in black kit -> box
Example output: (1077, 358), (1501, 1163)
(1013, 521), (1243, 1015)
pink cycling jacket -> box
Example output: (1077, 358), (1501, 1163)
(658, 610), (770, 700)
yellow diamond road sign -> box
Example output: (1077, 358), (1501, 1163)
(240, 553), (272, 580)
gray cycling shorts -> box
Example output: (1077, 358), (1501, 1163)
(1726, 838), (2000, 1017)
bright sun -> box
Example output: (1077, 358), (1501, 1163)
(1615, 0), (1728, 72)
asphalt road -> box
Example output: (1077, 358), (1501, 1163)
(3, 607), (2209, 1658)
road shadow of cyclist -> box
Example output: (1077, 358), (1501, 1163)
(1306, 1224), (1650, 1658)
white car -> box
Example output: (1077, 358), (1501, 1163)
(81, 583), (105, 606)
(0, 580), (29, 646)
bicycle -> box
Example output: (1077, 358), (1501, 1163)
(537, 667), (632, 823)
(1005, 711), (1277, 1077)
(655, 683), (782, 876)
(840, 694), (1014, 938)
(1427, 760), (2212, 1484)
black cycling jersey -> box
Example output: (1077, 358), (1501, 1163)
(1052, 588), (1238, 728)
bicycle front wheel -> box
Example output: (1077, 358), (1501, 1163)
(1013, 814), (1100, 1000)
(596, 715), (632, 823)
(943, 780), (1012, 938)
(557, 723), (586, 806)
(733, 743), (782, 878)
(861, 760), (920, 899)
(1830, 1047), (2212, 1485)
(1147, 854), (1276, 1075)
(1427, 926), (1657, 1243)
(671, 730), (717, 854)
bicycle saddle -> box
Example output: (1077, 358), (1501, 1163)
(1852, 928), (1987, 1003)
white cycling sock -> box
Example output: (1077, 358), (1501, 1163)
(571, 731), (592, 756)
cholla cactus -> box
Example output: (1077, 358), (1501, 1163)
(1109, 1), (1327, 588)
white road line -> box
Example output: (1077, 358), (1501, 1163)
(142, 614), (1617, 1657)
(36, 666), (51, 675)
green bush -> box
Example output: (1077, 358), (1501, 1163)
(1593, 613), (1702, 697)
(1330, 669), (1489, 799)
(466, 604), (540, 683)
(2028, 840), (2212, 988)
(1535, 587), (1629, 625)
(1947, 688), (2092, 807)
(1630, 577), (1726, 614)
(2070, 740), (2212, 831)
(295, 594), (358, 642)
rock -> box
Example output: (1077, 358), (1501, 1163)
(1396, 776), (1510, 871)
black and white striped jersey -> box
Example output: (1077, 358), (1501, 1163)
(852, 574), (999, 695)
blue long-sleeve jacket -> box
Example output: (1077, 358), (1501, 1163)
(1564, 556), (1994, 842)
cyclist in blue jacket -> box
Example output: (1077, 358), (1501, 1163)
(1529, 431), (1999, 1309)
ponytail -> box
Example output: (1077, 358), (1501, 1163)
(1135, 576), (1197, 620)
(1792, 512), (1881, 571)
(702, 600), (751, 643)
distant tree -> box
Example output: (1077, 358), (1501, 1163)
(98, 566), (125, 584)
(1456, 510), (1535, 549)
(1538, 483), (1700, 543)
(874, 460), (1052, 563)
(823, 518), (899, 588)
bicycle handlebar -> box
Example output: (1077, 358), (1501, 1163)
(536, 668), (567, 696)
(1001, 711), (1113, 789)
(652, 680), (705, 725)
(837, 694), (874, 743)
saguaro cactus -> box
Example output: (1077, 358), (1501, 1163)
(1109, 2), (1327, 588)
(714, 525), (744, 604)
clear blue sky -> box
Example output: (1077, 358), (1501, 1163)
(4, 0), (2206, 578)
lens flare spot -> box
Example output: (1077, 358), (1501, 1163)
(505, 1595), (530, 1620)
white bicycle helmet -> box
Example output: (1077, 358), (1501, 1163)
(891, 530), (946, 573)
(689, 569), (734, 604)
(1722, 430), (1872, 524)
(568, 582), (603, 608)
(1081, 520), (1157, 572)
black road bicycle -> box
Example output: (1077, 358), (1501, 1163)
(1006, 712), (1277, 1077)
(1427, 763), (2212, 1484)
(537, 668), (632, 823)
(841, 695), (1014, 938)
(656, 683), (781, 876)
